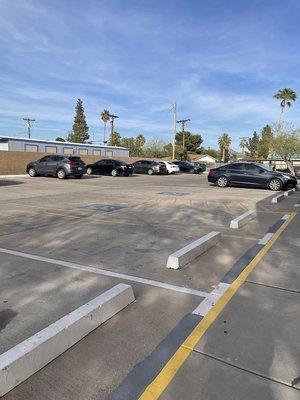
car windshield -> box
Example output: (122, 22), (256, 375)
(68, 157), (82, 162)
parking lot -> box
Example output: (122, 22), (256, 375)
(0, 173), (295, 399)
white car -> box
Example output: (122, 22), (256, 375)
(159, 161), (180, 174)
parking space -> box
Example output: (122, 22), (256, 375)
(0, 173), (288, 399)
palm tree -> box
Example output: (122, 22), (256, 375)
(239, 137), (248, 158)
(101, 109), (110, 144)
(218, 133), (231, 162)
(273, 88), (297, 124)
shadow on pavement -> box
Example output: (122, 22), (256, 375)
(0, 180), (24, 187)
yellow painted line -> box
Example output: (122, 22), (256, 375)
(139, 212), (296, 400)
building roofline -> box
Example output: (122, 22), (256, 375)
(0, 136), (128, 150)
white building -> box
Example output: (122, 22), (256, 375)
(195, 154), (217, 164)
(0, 136), (129, 157)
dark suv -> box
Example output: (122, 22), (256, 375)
(173, 161), (202, 174)
(132, 160), (167, 175)
(27, 155), (86, 179)
(208, 162), (297, 191)
(86, 159), (134, 176)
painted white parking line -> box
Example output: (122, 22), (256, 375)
(0, 247), (209, 298)
(258, 232), (274, 245)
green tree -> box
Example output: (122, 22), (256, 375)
(196, 147), (219, 159)
(144, 139), (166, 158)
(108, 131), (121, 147)
(246, 131), (260, 158)
(258, 125), (272, 159)
(271, 125), (300, 174)
(273, 88), (297, 124)
(120, 134), (146, 156)
(218, 133), (231, 162)
(101, 109), (110, 143)
(175, 131), (203, 152)
(68, 99), (89, 143)
(239, 138), (248, 157)
(55, 137), (65, 142)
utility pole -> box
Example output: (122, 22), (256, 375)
(176, 118), (190, 151)
(108, 113), (119, 145)
(22, 118), (35, 138)
(172, 103), (177, 160)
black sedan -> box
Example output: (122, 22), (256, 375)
(86, 159), (133, 177)
(132, 160), (167, 175)
(208, 162), (297, 191)
(173, 161), (202, 174)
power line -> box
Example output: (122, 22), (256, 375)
(22, 118), (35, 138)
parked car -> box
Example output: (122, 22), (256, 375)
(132, 160), (167, 175)
(86, 159), (133, 177)
(191, 161), (206, 172)
(208, 162), (297, 191)
(159, 161), (180, 174)
(27, 155), (86, 179)
(172, 161), (202, 174)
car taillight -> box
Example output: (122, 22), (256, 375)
(68, 160), (77, 166)
(209, 169), (217, 176)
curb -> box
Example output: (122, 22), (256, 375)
(0, 284), (135, 397)
(229, 210), (256, 229)
(271, 193), (285, 203)
(166, 231), (221, 269)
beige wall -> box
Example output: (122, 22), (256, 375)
(0, 151), (143, 175)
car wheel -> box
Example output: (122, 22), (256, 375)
(111, 169), (118, 177)
(57, 169), (66, 179)
(268, 178), (282, 191)
(86, 167), (93, 175)
(28, 167), (37, 177)
(75, 175), (83, 179)
(148, 169), (154, 175)
(216, 176), (229, 188)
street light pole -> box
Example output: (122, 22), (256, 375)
(176, 118), (190, 151)
(22, 118), (35, 138)
(172, 103), (177, 160)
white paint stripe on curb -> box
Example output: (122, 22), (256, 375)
(271, 193), (285, 203)
(258, 233), (274, 245)
(0, 247), (209, 298)
(229, 210), (256, 229)
(166, 231), (221, 270)
(281, 214), (290, 220)
(284, 188), (295, 197)
(192, 283), (230, 316)
(0, 284), (135, 397)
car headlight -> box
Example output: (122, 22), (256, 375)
(282, 174), (292, 179)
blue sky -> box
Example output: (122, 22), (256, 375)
(0, 0), (299, 149)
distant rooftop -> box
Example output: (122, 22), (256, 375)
(0, 136), (128, 150)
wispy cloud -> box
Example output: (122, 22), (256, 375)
(0, 0), (299, 148)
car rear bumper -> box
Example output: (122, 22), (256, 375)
(68, 167), (86, 175)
